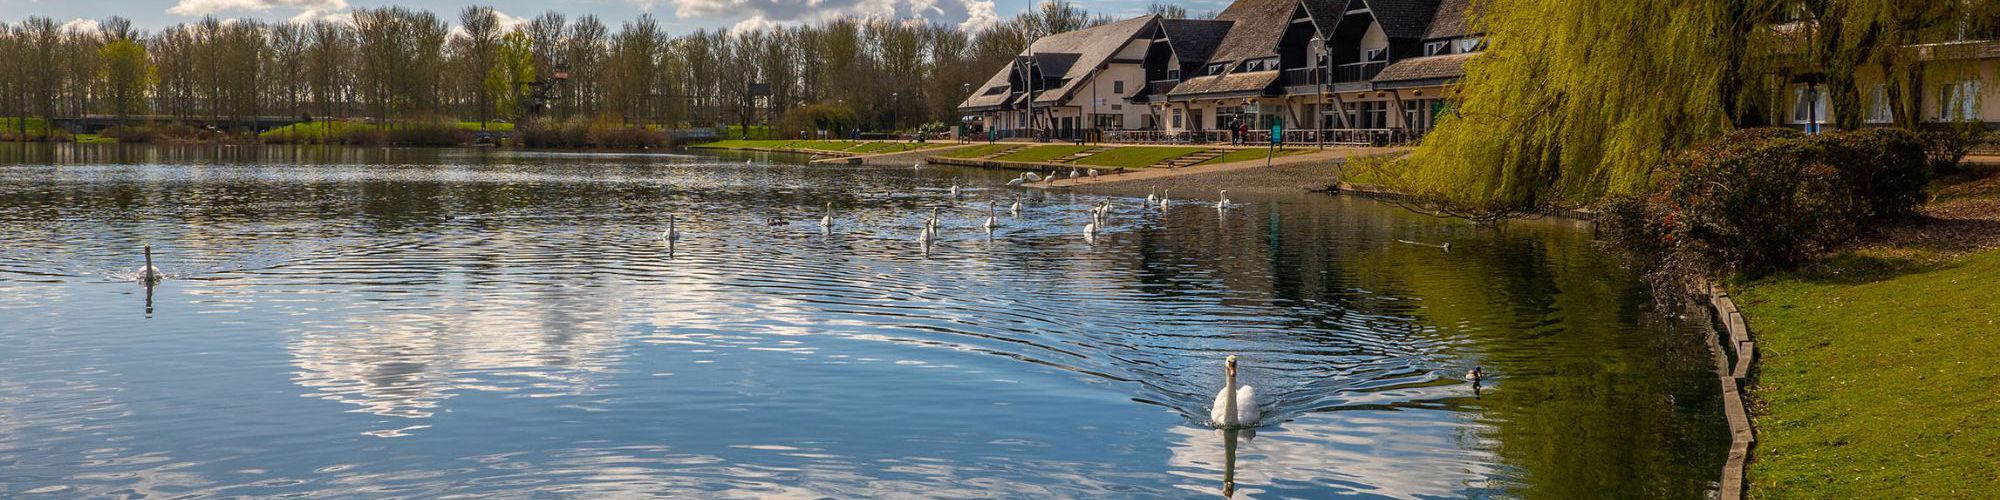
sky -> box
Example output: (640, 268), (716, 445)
(0, 0), (1235, 36)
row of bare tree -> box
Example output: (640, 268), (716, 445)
(0, 1), (1142, 134)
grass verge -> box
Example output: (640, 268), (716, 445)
(993, 145), (1091, 163)
(1736, 165), (2000, 498)
(1196, 147), (1310, 166)
(1073, 146), (1208, 168)
(934, 143), (1017, 159)
(1736, 248), (2000, 497)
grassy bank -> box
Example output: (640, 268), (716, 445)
(1196, 147), (1309, 166)
(1736, 166), (2000, 498)
(691, 139), (943, 154)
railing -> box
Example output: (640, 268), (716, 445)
(1334, 61), (1385, 82)
(1280, 67), (1319, 87)
(1102, 128), (1409, 146)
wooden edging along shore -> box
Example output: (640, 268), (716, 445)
(1695, 278), (1758, 500)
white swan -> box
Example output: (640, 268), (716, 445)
(1068, 168), (1080, 179)
(821, 202), (834, 230)
(1088, 168), (1099, 178)
(139, 244), (163, 283)
(1146, 186), (1158, 204)
(1010, 199), (1022, 217)
(1024, 172), (1042, 182)
(662, 215), (681, 243)
(1160, 189), (1172, 210)
(984, 202), (999, 232)
(1007, 176), (1025, 187)
(1215, 190), (1231, 210)
(1210, 355), (1260, 428)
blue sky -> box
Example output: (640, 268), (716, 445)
(0, 0), (1235, 35)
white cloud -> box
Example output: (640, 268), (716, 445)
(165, 0), (352, 27)
(659, 0), (998, 33)
(958, 0), (997, 32)
(59, 18), (99, 34)
(729, 15), (780, 36)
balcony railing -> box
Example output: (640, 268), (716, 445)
(1101, 128), (1413, 146)
(1334, 62), (1385, 82)
(1279, 68), (1318, 87)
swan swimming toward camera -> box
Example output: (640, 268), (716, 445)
(1210, 355), (1260, 428)
(1147, 186), (1158, 204)
(984, 202), (999, 232)
(1215, 190), (1231, 210)
(139, 244), (163, 283)
(821, 202), (834, 230)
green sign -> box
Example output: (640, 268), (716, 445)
(1270, 123), (1283, 145)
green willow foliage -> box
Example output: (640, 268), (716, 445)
(1392, 0), (1776, 213)
(1393, 0), (2000, 213)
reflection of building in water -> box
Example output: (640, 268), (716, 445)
(1165, 413), (1496, 498)
(289, 293), (626, 421)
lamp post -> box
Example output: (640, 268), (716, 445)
(1311, 33), (1327, 149)
(891, 92), (899, 141)
(962, 83), (972, 143)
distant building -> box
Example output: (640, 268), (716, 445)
(958, 0), (1483, 145)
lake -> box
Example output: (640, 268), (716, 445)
(0, 144), (1727, 498)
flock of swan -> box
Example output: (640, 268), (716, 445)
(121, 160), (1478, 431)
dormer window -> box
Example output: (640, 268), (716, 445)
(1364, 48), (1387, 62)
(1456, 37), (1483, 53)
(1425, 41), (1448, 56)
(1208, 64), (1226, 75)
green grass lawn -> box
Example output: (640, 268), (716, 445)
(690, 139), (941, 154)
(73, 133), (117, 144)
(1735, 245), (2000, 497)
(0, 117), (50, 130)
(934, 143), (1018, 159)
(1072, 146), (1208, 168)
(1197, 147), (1310, 166)
(457, 121), (515, 132)
(992, 145), (1092, 163)
(259, 121), (374, 139)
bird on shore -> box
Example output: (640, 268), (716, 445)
(1007, 175), (1026, 187)
(1024, 172), (1043, 182)
(1068, 168), (1080, 179)
(139, 244), (163, 284)
(1088, 168), (1099, 179)
(1211, 355), (1260, 428)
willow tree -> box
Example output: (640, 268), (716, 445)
(1388, 0), (1788, 215)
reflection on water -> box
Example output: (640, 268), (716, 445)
(0, 144), (1727, 497)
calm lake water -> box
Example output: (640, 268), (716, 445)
(0, 144), (1726, 498)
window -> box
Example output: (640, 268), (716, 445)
(1166, 69), (1180, 80)
(1208, 64), (1226, 75)
(1364, 48), (1386, 62)
(1093, 114), (1123, 129)
(1425, 41), (1448, 56)
(1113, 81), (1125, 94)
(1456, 37), (1482, 53)
(1110, 104), (1123, 111)
(1866, 84), (1892, 124)
(1172, 108), (1184, 129)
(1941, 80), (1980, 121)
(1791, 86), (1828, 124)
(1342, 101), (1388, 129)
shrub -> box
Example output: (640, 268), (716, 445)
(1608, 127), (1933, 279)
(1920, 123), (1985, 174)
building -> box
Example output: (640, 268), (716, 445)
(958, 0), (1484, 145)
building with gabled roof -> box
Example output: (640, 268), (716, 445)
(957, 0), (1484, 145)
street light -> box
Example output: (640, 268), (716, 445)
(1311, 33), (1327, 149)
(891, 92), (899, 140)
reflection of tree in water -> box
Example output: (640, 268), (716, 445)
(1350, 218), (1729, 498)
